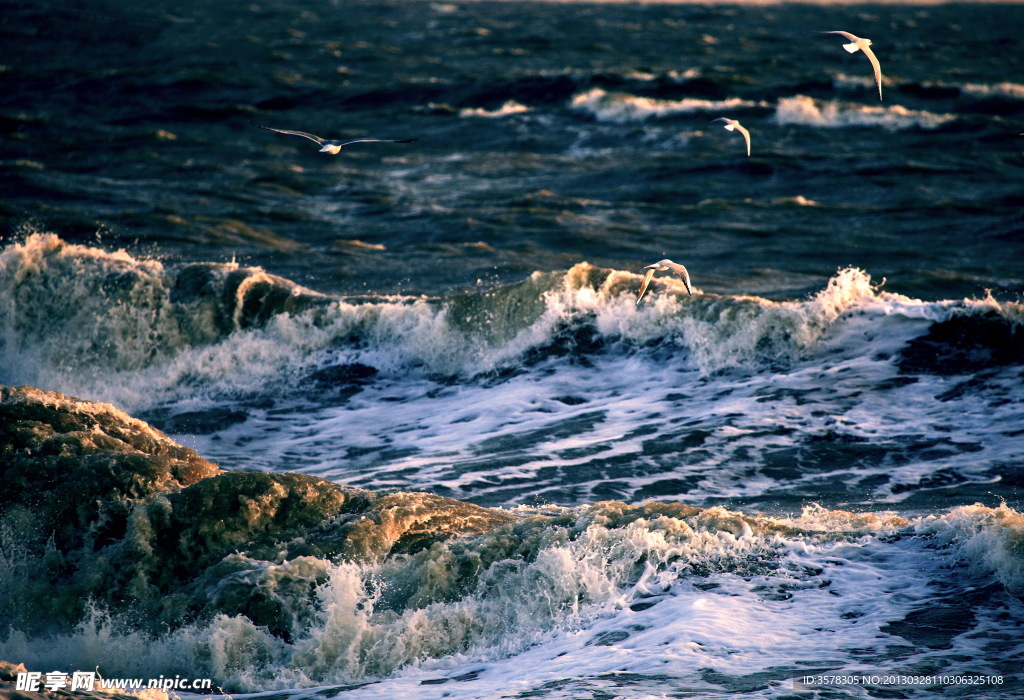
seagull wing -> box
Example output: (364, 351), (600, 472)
(636, 268), (657, 306)
(336, 138), (419, 148)
(861, 44), (884, 100)
(734, 123), (751, 156)
(823, 30), (859, 44)
(663, 261), (693, 295)
(252, 123), (327, 145)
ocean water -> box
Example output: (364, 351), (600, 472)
(1, 0), (1023, 697)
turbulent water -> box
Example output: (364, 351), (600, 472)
(1, 0), (1023, 698)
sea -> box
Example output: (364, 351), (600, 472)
(1, 0), (1024, 697)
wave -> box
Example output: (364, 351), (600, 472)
(459, 100), (531, 118)
(955, 81), (1024, 100)
(831, 72), (883, 94)
(568, 89), (960, 132)
(569, 88), (762, 124)
(0, 232), (328, 405)
(2, 233), (1021, 413)
(915, 504), (1024, 596)
(2, 385), (1022, 692)
(774, 94), (956, 131)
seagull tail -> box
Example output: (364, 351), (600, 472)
(843, 43), (860, 54)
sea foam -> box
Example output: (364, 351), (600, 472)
(3, 233), (1019, 415)
(459, 100), (531, 118)
(774, 95), (956, 131)
(569, 88), (762, 123)
(915, 503), (1024, 596)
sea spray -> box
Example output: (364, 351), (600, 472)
(0, 233), (325, 398)
(774, 95), (956, 131)
(914, 504), (1024, 595)
(0, 240), (1018, 408)
(569, 88), (763, 124)
(5, 386), (1024, 693)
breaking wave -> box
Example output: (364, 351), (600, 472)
(2, 233), (1021, 413)
(459, 100), (532, 118)
(774, 94), (956, 131)
(569, 88), (762, 123)
(958, 81), (1024, 100)
(2, 383), (1020, 692)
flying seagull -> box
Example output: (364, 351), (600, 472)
(711, 117), (751, 157)
(822, 31), (883, 101)
(252, 123), (417, 154)
(636, 259), (693, 306)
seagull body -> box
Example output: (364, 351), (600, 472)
(252, 123), (417, 154)
(636, 259), (693, 305)
(711, 117), (751, 156)
(823, 31), (883, 101)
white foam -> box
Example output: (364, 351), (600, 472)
(6, 505), (1020, 697)
(184, 264), (1024, 512)
(459, 100), (531, 118)
(832, 71), (880, 93)
(4, 235), (1021, 517)
(0, 232), (326, 407)
(774, 95), (955, 131)
(7, 234), (1003, 412)
(570, 88), (762, 124)
(915, 503), (1024, 595)
(960, 81), (1024, 99)
(0, 251), (859, 408)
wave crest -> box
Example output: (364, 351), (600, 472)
(570, 88), (761, 123)
(915, 504), (1024, 596)
(3, 234), (1019, 412)
(774, 95), (956, 131)
(0, 232), (324, 401)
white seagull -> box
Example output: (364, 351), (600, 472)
(823, 31), (883, 101)
(711, 117), (751, 157)
(252, 123), (417, 154)
(636, 259), (693, 306)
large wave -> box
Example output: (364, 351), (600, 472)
(1, 233), (1020, 413)
(2, 385), (1020, 692)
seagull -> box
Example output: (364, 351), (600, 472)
(711, 117), (751, 157)
(636, 259), (693, 306)
(822, 31), (883, 101)
(252, 123), (417, 154)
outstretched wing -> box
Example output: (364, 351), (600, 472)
(861, 44), (884, 100)
(823, 30), (859, 44)
(336, 138), (419, 148)
(734, 123), (751, 156)
(663, 261), (693, 295)
(252, 123), (327, 145)
(636, 268), (657, 306)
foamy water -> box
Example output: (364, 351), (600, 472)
(3, 500), (1022, 697)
